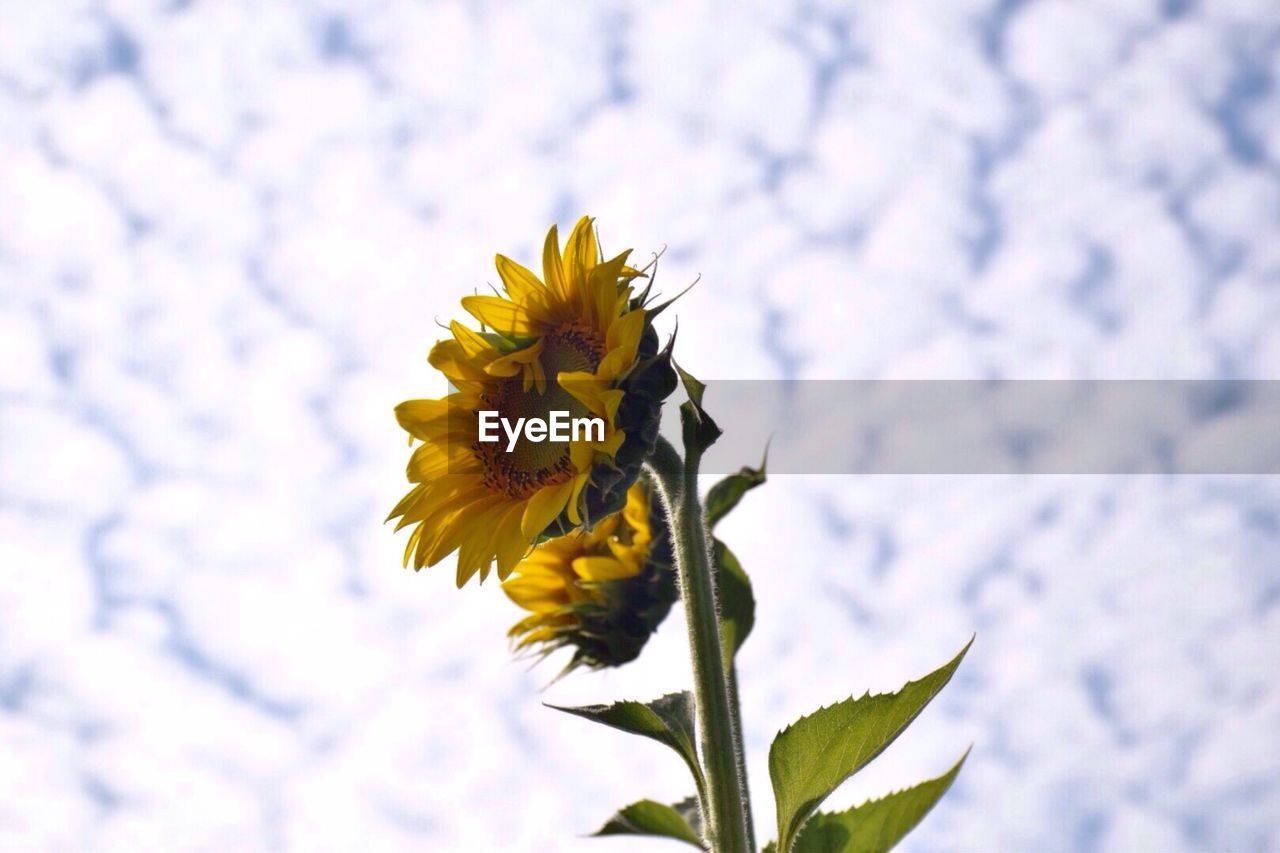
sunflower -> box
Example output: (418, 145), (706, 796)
(390, 217), (676, 586)
(502, 479), (676, 671)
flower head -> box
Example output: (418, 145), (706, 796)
(390, 217), (675, 586)
(501, 479), (676, 671)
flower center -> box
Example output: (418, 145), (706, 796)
(541, 321), (604, 375)
(473, 324), (605, 499)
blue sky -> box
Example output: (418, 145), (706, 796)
(1, 1), (1279, 850)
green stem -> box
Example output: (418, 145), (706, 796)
(648, 436), (754, 853)
(725, 662), (756, 845)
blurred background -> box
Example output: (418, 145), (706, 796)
(2, 0), (1279, 850)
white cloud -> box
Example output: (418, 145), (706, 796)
(1, 0), (1278, 850)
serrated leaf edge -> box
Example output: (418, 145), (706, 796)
(771, 636), (974, 850)
(771, 637), (974, 744)
(786, 747), (971, 853)
(590, 798), (706, 848)
(547, 693), (708, 804)
(828, 745), (970, 816)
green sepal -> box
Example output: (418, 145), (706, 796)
(519, 479), (678, 674)
(593, 798), (705, 848)
(675, 361), (721, 455)
(477, 329), (521, 354)
(548, 692), (705, 795)
(769, 639), (973, 853)
(628, 247), (666, 311)
(545, 323), (677, 538)
(629, 252), (698, 320)
(644, 278), (700, 319)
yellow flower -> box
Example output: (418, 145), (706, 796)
(389, 217), (676, 586)
(502, 479), (676, 671)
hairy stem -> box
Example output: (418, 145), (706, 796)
(648, 436), (754, 852)
(725, 662), (755, 845)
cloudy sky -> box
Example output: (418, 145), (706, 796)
(2, 1), (1279, 850)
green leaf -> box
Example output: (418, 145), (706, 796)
(705, 459), (765, 661)
(593, 799), (705, 848)
(549, 692), (705, 794)
(769, 639), (973, 852)
(671, 795), (705, 841)
(705, 460), (767, 530)
(714, 538), (755, 662)
(675, 361), (721, 454)
(783, 749), (969, 852)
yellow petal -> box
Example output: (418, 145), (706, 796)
(507, 613), (547, 635)
(400, 406), (475, 450)
(456, 559), (483, 587)
(606, 538), (645, 574)
(596, 309), (645, 377)
(565, 471), (590, 525)
(563, 216), (598, 288)
(387, 483), (428, 527)
(395, 399), (449, 441)
(484, 339), (543, 378)
(569, 441), (594, 473)
(503, 569), (573, 611)
(521, 479), (574, 540)
(450, 320), (492, 359)
(399, 478), (483, 531)
(542, 224), (568, 301)
(557, 370), (609, 419)
(390, 474), (478, 528)
(594, 427), (626, 457)
(623, 483), (650, 526)
(598, 389), (624, 424)
(406, 441), (475, 482)
(421, 494), (504, 570)
(514, 625), (562, 648)
(589, 250), (632, 326)
(402, 524), (423, 568)
(429, 339), (492, 382)
(532, 357), (547, 394)
(571, 555), (637, 582)
(519, 545), (571, 568)
(495, 504), (532, 579)
(606, 308), (645, 357)
(461, 295), (541, 336)
(455, 500), (515, 585)
(495, 254), (553, 317)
